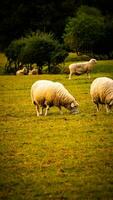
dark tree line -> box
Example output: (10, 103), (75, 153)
(63, 6), (113, 57)
(0, 0), (113, 54)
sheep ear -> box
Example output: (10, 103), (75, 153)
(71, 102), (75, 108)
(109, 100), (113, 106)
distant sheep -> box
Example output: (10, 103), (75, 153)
(16, 66), (28, 75)
(69, 58), (97, 79)
(31, 80), (79, 116)
(28, 68), (38, 75)
(90, 77), (113, 113)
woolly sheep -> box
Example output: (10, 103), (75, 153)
(69, 58), (97, 79)
(31, 80), (79, 116)
(90, 77), (113, 113)
(28, 68), (38, 75)
(16, 66), (28, 75)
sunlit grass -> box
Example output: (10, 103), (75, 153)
(0, 69), (113, 199)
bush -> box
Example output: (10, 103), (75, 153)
(5, 32), (68, 74)
(65, 53), (90, 62)
(5, 38), (26, 73)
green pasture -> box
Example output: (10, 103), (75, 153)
(0, 58), (113, 199)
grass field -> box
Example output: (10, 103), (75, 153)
(0, 59), (113, 199)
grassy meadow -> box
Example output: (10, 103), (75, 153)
(0, 56), (113, 199)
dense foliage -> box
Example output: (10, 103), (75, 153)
(0, 0), (113, 57)
(63, 6), (106, 54)
(5, 32), (68, 74)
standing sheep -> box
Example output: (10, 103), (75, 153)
(69, 58), (97, 79)
(90, 77), (113, 113)
(28, 68), (38, 75)
(31, 80), (79, 116)
(16, 66), (28, 75)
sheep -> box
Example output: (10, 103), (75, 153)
(28, 68), (38, 75)
(16, 66), (28, 75)
(31, 80), (79, 116)
(69, 58), (97, 79)
(90, 77), (113, 113)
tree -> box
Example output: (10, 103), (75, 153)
(21, 32), (68, 73)
(5, 32), (68, 74)
(63, 6), (105, 54)
(5, 38), (26, 73)
(1, 1), (113, 51)
(0, 0), (78, 50)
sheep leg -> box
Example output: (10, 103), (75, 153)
(96, 103), (99, 112)
(69, 72), (72, 80)
(87, 72), (91, 79)
(105, 104), (110, 113)
(35, 104), (40, 116)
(45, 105), (49, 116)
(59, 106), (63, 115)
(39, 107), (43, 115)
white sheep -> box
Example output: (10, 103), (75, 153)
(90, 77), (113, 113)
(28, 68), (38, 75)
(69, 58), (97, 79)
(16, 66), (28, 75)
(31, 80), (79, 116)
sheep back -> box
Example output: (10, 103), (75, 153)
(16, 67), (28, 75)
(31, 80), (79, 114)
(90, 77), (113, 107)
(29, 68), (38, 75)
(69, 58), (97, 77)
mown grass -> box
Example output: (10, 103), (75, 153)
(0, 61), (113, 200)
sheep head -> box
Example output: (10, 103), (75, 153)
(89, 59), (97, 64)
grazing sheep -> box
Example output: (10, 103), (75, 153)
(69, 58), (97, 79)
(28, 68), (38, 75)
(31, 80), (79, 116)
(16, 66), (28, 75)
(90, 77), (113, 113)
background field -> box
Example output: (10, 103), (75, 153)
(0, 59), (113, 200)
